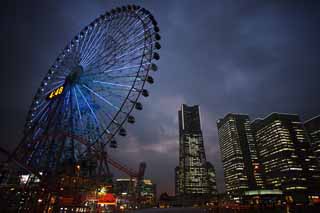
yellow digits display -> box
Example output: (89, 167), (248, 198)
(48, 86), (64, 100)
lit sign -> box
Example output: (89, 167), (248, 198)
(98, 193), (116, 205)
(20, 174), (30, 184)
(47, 86), (64, 100)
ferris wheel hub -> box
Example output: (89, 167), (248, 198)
(66, 65), (84, 85)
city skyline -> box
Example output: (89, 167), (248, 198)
(2, 0), (320, 196)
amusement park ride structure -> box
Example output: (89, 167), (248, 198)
(0, 4), (160, 211)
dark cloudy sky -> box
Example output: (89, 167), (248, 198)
(1, 0), (320, 195)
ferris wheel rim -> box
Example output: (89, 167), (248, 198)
(23, 4), (160, 152)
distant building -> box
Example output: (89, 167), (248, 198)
(217, 114), (263, 198)
(175, 104), (217, 197)
(252, 113), (320, 202)
(114, 178), (135, 199)
(114, 178), (156, 207)
(304, 115), (320, 166)
(140, 179), (157, 206)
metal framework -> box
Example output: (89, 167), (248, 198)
(0, 5), (160, 212)
(10, 5), (160, 177)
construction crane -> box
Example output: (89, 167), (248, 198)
(0, 132), (146, 205)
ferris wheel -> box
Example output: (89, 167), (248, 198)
(12, 5), (161, 174)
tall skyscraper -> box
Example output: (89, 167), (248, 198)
(217, 114), (263, 198)
(252, 113), (320, 201)
(175, 104), (217, 196)
(304, 115), (320, 165)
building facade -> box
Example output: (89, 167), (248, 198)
(217, 114), (263, 198)
(252, 113), (320, 201)
(175, 104), (217, 196)
(304, 115), (320, 166)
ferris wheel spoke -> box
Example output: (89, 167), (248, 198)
(94, 76), (140, 88)
(105, 92), (134, 104)
(89, 86), (130, 101)
(104, 74), (141, 80)
(52, 65), (70, 76)
(84, 29), (148, 70)
(77, 37), (88, 60)
(52, 75), (68, 80)
(33, 99), (48, 110)
(115, 45), (146, 60)
(102, 74), (139, 83)
(76, 85), (99, 125)
(77, 27), (95, 56)
(105, 16), (131, 38)
(81, 84), (119, 111)
(91, 80), (134, 90)
(104, 62), (149, 74)
(84, 23), (110, 60)
(84, 82), (137, 97)
(107, 16), (128, 41)
(51, 80), (65, 86)
(59, 56), (77, 70)
(63, 90), (71, 111)
(111, 41), (145, 60)
(106, 39), (146, 61)
(82, 36), (114, 68)
(123, 24), (152, 45)
(98, 58), (148, 75)
(80, 27), (100, 62)
(72, 88), (83, 125)
(30, 101), (51, 122)
(115, 13), (146, 38)
(81, 28), (108, 66)
(84, 56), (116, 73)
(83, 43), (118, 70)
(97, 53), (146, 73)
(83, 26), (105, 56)
(104, 55), (149, 70)
(109, 16), (137, 44)
(37, 108), (50, 127)
(109, 28), (147, 55)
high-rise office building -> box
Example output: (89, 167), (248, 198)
(304, 115), (320, 165)
(175, 104), (217, 196)
(217, 114), (263, 197)
(252, 113), (320, 201)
